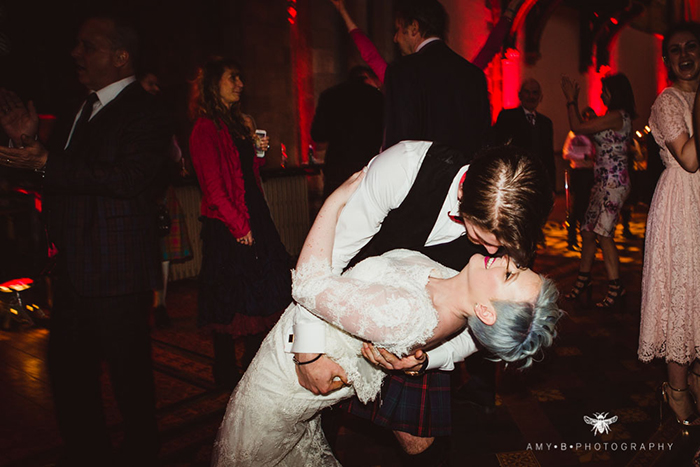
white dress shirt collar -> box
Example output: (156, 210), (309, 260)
(65, 75), (137, 149)
(522, 106), (536, 118)
(416, 37), (441, 53)
(93, 75), (137, 110)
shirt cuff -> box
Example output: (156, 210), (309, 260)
(425, 346), (455, 371)
(286, 321), (327, 354)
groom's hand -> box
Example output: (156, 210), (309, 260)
(295, 354), (348, 395)
(362, 343), (426, 372)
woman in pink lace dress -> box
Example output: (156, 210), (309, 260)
(638, 22), (700, 427)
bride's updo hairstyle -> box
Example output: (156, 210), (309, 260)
(468, 276), (562, 369)
(459, 145), (553, 268)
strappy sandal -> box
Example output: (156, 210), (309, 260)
(565, 272), (592, 302)
(596, 278), (626, 309)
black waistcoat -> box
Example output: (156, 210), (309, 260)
(346, 143), (485, 272)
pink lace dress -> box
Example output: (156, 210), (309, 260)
(639, 86), (700, 364)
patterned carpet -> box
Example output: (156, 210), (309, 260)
(1, 197), (699, 466)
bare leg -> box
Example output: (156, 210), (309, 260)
(597, 236), (620, 280)
(666, 361), (696, 422)
(688, 360), (700, 411)
(578, 231), (598, 273)
(394, 431), (434, 455)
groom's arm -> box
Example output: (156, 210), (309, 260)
(365, 326), (479, 372)
(290, 141), (431, 394)
(425, 328), (479, 371)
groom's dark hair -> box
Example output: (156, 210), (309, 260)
(460, 145), (553, 268)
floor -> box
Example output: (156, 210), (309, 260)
(1, 196), (699, 467)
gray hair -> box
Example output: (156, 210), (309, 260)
(467, 276), (562, 369)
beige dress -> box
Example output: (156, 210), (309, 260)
(638, 87), (700, 364)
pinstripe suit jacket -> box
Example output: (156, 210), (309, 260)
(44, 82), (172, 297)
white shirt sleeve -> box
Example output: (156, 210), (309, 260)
(288, 141), (431, 353)
(426, 327), (479, 371)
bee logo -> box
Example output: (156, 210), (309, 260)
(583, 412), (618, 435)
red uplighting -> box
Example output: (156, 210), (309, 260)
(501, 48), (521, 109)
(37, 114), (56, 120)
(610, 18), (619, 25)
(287, 0), (297, 25)
(594, 12), (599, 17)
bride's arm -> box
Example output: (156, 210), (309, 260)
(296, 169), (366, 270)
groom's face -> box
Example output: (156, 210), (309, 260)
(464, 220), (501, 255)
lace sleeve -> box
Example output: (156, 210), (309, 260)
(650, 89), (691, 144)
(291, 257), (437, 356)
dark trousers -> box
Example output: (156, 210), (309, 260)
(567, 168), (594, 235)
(48, 275), (158, 466)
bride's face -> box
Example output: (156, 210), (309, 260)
(466, 254), (541, 309)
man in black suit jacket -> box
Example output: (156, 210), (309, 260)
(0, 17), (170, 466)
(494, 78), (556, 191)
(383, 0), (490, 159)
(311, 66), (383, 198)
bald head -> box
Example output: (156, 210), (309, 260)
(519, 79), (542, 112)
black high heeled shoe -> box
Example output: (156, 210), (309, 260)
(565, 272), (592, 302)
(596, 279), (626, 309)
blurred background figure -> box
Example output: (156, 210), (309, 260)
(639, 22), (700, 427)
(494, 78), (555, 192)
(329, 0), (526, 82)
(562, 106), (596, 251)
(311, 65), (383, 199)
(139, 70), (193, 328)
(561, 73), (636, 309)
(188, 58), (292, 389)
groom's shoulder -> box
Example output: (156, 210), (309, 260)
(368, 141), (433, 175)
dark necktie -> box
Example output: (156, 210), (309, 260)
(67, 92), (98, 152)
(526, 112), (536, 126)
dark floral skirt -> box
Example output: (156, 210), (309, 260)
(197, 214), (292, 339)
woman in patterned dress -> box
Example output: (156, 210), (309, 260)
(561, 73), (636, 308)
(639, 22), (700, 426)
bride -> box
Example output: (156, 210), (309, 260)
(212, 169), (562, 466)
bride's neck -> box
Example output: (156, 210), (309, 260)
(427, 273), (471, 322)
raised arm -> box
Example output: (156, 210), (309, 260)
(296, 169), (366, 269)
(561, 75), (622, 135)
(330, 0), (387, 82)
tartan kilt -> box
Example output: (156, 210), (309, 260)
(337, 370), (452, 437)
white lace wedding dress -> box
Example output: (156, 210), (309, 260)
(211, 249), (457, 466)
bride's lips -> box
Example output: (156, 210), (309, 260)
(484, 256), (496, 269)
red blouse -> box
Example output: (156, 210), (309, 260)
(189, 117), (264, 238)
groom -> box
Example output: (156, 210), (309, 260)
(290, 140), (552, 463)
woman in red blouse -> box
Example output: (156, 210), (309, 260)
(189, 58), (292, 389)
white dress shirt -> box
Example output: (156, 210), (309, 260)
(64, 76), (137, 149)
(288, 140), (478, 371)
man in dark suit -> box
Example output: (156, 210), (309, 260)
(0, 16), (170, 466)
(383, 0), (490, 159)
(311, 66), (383, 199)
(494, 78), (556, 190)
